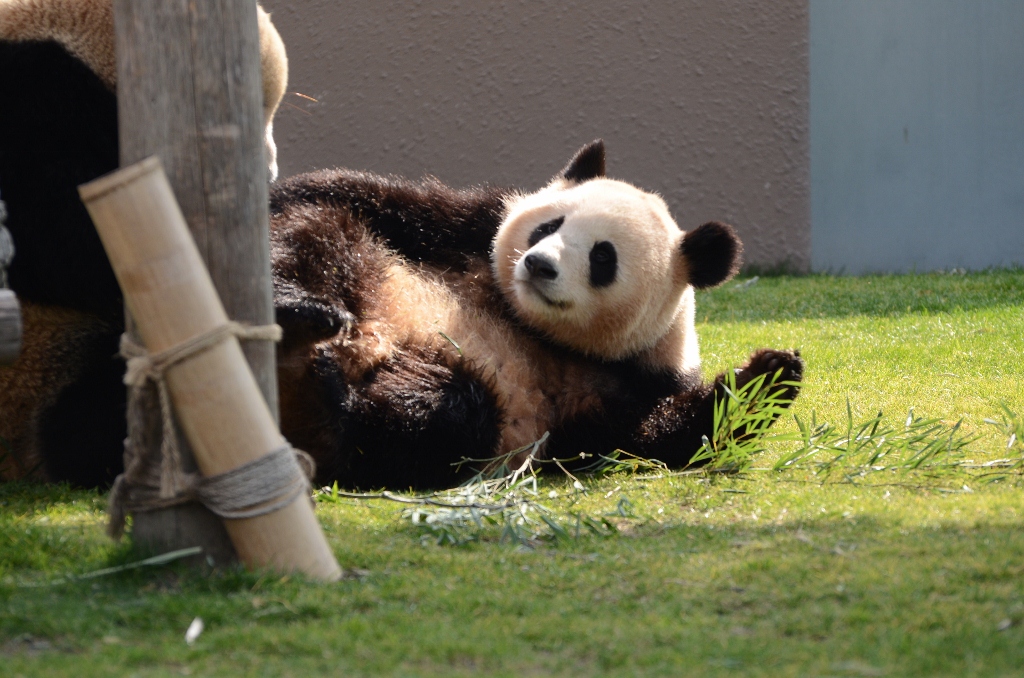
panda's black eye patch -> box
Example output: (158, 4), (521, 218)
(589, 241), (617, 288)
(527, 217), (564, 248)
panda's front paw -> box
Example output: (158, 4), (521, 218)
(735, 348), (803, 401)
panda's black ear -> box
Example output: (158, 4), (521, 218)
(680, 221), (743, 289)
(560, 140), (606, 183)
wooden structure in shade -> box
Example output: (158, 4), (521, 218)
(0, 290), (19, 365)
(0, 198), (20, 365)
(110, 0), (276, 561)
(81, 157), (340, 581)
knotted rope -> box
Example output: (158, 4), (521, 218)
(107, 321), (316, 539)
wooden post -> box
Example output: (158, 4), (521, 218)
(111, 0), (276, 562)
(81, 158), (340, 581)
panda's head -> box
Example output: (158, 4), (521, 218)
(491, 141), (742, 361)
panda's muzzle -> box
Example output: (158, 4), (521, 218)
(523, 253), (558, 281)
(516, 252), (571, 309)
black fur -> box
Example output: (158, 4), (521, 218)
(274, 295), (353, 351)
(269, 196), (506, 488)
(0, 37), (126, 488)
(561, 139), (606, 183)
(271, 169), (509, 273)
(307, 347), (502, 490)
(271, 190), (393, 326)
(552, 349), (805, 471)
(0, 40), (122, 319)
(527, 216), (564, 248)
(544, 353), (706, 468)
(38, 330), (126, 487)
(681, 221), (743, 290)
(588, 241), (617, 288)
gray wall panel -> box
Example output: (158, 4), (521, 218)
(263, 1), (810, 270)
(811, 0), (1024, 273)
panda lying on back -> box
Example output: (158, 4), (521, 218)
(0, 0), (801, 488)
(271, 141), (803, 489)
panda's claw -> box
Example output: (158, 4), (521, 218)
(275, 296), (354, 347)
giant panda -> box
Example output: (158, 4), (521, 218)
(270, 140), (804, 489)
(0, 1), (802, 490)
(0, 0), (289, 484)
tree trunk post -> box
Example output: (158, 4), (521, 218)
(112, 0), (277, 564)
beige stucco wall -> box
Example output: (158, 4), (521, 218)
(262, 0), (810, 271)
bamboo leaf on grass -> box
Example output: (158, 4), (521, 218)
(682, 366), (983, 487)
(976, 405), (1024, 481)
(14, 546), (203, 587)
(312, 371), (1018, 547)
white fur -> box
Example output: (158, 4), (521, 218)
(492, 177), (701, 371)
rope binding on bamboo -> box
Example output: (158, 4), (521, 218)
(107, 321), (316, 539)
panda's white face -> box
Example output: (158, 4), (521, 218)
(492, 178), (690, 360)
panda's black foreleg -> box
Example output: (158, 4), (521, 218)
(720, 348), (803, 444)
(630, 348), (803, 468)
(628, 383), (719, 468)
(730, 348), (804, 408)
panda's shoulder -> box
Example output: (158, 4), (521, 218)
(270, 168), (505, 214)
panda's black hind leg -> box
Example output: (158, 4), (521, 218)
(340, 350), (503, 490)
(274, 294), (354, 350)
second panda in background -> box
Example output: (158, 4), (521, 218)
(0, 0), (289, 484)
(272, 140), (804, 489)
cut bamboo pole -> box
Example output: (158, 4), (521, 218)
(80, 157), (340, 582)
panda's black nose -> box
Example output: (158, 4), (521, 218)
(524, 254), (558, 280)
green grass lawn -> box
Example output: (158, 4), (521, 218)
(3, 269), (1024, 677)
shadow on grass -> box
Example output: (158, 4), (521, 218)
(3, 482), (1024, 676)
(3, 511), (1024, 676)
